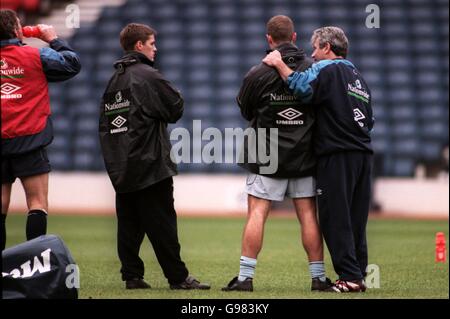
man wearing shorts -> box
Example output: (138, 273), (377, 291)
(1, 10), (81, 250)
(222, 15), (332, 292)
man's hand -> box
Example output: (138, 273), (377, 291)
(37, 24), (58, 43)
(262, 50), (294, 82)
(262, 50), (282, 67)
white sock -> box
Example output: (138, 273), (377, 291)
(238, 256), (257, 281)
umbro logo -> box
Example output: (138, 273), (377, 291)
(353, 108), (366, 128)
(354, 108), (366, 121)
(111, 115), (127, 128)
(1, 83), (21, 95)
(277, 108), (302, 120)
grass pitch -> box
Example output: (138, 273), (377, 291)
(4, 214), (449, 299)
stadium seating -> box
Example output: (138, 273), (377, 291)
(46, 0), (449, 176)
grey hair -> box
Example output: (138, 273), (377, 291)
(311, 26), (349, 58)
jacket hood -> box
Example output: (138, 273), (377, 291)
(113, 51), (154, 71)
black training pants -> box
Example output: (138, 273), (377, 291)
(316, 151), (373, 281)
(115, 177), (189, 285)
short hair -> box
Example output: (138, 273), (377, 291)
(119, 23), (156, 51)
(0, 9), (20, 40)
(266, 15), (294, 44)
(311, 26), (349, 58)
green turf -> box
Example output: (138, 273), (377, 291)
(4, 214), (449, 299)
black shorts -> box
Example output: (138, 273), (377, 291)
(1, 148), (51, 184)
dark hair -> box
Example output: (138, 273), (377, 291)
(266, 15), (294, 44)
(0, 9), (20, 40)
(119, 23), (156, 51)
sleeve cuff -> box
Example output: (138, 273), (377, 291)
(286, 71), (296, 84)
(49, 38), (66, 50)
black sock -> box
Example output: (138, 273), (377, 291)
(1, 214), (6, 251)
(26, 209), (47, 240)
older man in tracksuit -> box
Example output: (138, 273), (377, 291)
(264, 26), (374, 292)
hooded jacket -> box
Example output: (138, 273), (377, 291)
(99, 52), (183, 193)
(237, 43), (316, 177)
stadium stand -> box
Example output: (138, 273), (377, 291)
(37, 0), (448, 176)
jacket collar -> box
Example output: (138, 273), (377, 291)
(114, 51), (154, 70)
(0, 38), (22, 48)
(268, 42), (307, 68)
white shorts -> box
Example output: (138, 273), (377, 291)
(245, 173), (316, 201)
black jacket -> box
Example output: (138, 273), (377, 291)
(99, 52), (183, 193)
(237, 43), (316, 177)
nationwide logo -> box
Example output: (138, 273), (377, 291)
(276, 108), (304, 125)
(0, 58), (8, 70)
(348, 81), (370, 103)
(115, 91), (122, 103)
(0, 58), (25, 78)
(104, 90), (130, 113)
(270, 93), (297, 102)
(353, 108), (366, 127)
(1, 83), (22, 99)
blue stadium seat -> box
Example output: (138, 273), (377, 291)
(187, 38), (211, 51)
(216, 54), (240, 68)
(190, 103), (212, 118)
(392, 139), (419, 156)
(213, 4), (237, 19)
(50, 135), (71, 151)
(188, 70), (211, 83)
(51, 115), (72, 133)
(421, 141), (443, 160)
(75, 118), (98, 133)
(372, 138), (390, 153)
(73, 152), (97, 170)
(47, 150), (72, 170)
(419, 105), (448, 120)
(392, 122), (417, 137)
(158, 37), (183, 51)
(392, 158), (415, 176)
(391, 105), (416, 120)
(214, 21), (238, 35)
(74, 134), (98, 150)
(421, 122), (448, 139)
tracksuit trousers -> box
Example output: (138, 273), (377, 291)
(316, 151), (373, 281)
(115, 177), (189, 285)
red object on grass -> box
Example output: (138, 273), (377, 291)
(436, 232), (446, 263)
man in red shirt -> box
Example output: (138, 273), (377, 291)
(1, 9), (81, 250)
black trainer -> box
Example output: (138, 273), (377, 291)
(170, 275), (211, 290)
(311, 277), (333, 291)
(125, 278), (151, 289)
(222, 276), (253, 292)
